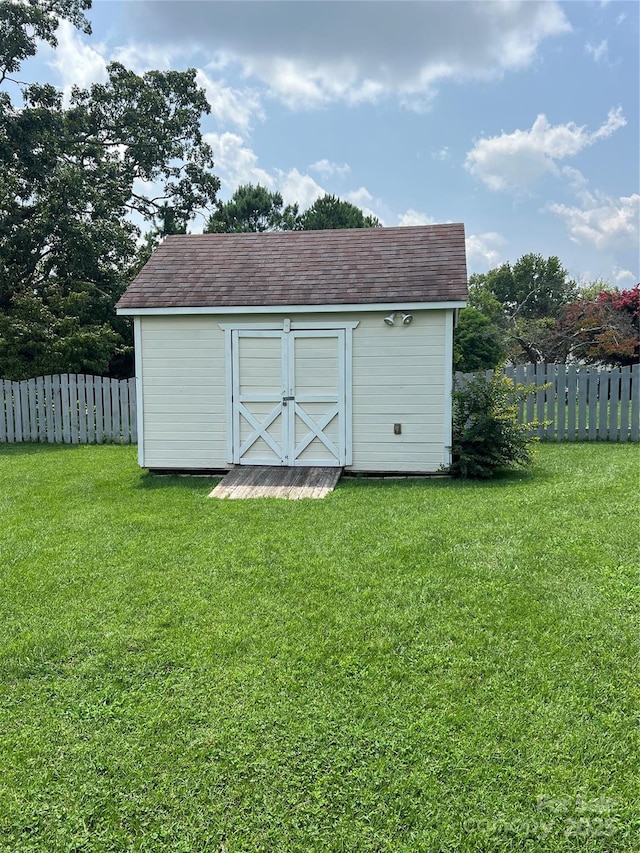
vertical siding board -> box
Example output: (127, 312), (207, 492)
(107, 379), (113, 442)
(20, 380), (30, 441)
(128, 378), (137, 443)
(78, 375), (87, 443)
(60, 374), (71, 443)
(15, 380), (25, 441)
(4, 382), (12, 442)
(86, 377), (96, 443)
(95, 377), (104, 444)
(28, 378), (38, 440)
(31, 380), (38, 440)
(44, 376), (54, 442)
(556, 364), (566, 441)
(14, 382), (22, 441)
(0, 380), (6, 442)
(6, 383), (16, 442)
(118, 379), (128, 443)
(631, 363), (640, 442)
(566, 365), (576, 441)
(9, 383), (17, 441)
(16, 381), (23, 440)
(102, 377), (112, 442)
(69, 375), (79, 444)
(110, 379), (121, 443)
(534, 363), (545, 438)
(345, 327), (355, 466)
(35, 376), (45, 441)
(12, 382), (23, 442)
(587, 369), (598, 441)
(120, 379), (128, 442)
(51, 375), (62, 442)
(513, 364), (525, 425)
(39, 377), (46, 442)
(133, 317), (144, 466)
(575, 369), (586, 440)
(598, 370), (609, 440)
(609, 368), (620, 442)
(20, 380), (28, 441)
(55, 375), (62, 441)
(545, 364), (555, 440)
(525, 364), (536, 426)
(618, 366), (630, 443)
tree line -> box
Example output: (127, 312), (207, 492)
(454, 257), (639, 372)
(1, 1), (637, 381)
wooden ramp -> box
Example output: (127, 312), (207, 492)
(208, 466), (342, 500)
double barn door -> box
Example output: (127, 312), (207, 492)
(229, 327), (349, 467)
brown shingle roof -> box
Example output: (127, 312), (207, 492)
(116, 224), (468, 310)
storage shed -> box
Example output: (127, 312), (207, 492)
(116, 224), (468, 473)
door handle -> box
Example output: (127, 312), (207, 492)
(282, 396), (295, 401)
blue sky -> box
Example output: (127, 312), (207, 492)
(19, 0), (640, 285)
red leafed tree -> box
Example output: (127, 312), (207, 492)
(556, 284), (639, 367)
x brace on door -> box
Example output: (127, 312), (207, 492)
(226, 324), (353, 467)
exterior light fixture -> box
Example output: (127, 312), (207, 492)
(384, 313), (396, 326)
(402, 313), (413, 325)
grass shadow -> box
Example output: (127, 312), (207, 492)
(135, 471), (223, 491)
(0, 441), (134, 456)
(341, 466), (539, 492)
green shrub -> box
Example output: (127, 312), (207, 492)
(450, 368), (541, 478)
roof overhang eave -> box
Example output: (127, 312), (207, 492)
(116, 299), (468, 316)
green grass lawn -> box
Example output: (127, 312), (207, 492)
(0, 443), (638, 852)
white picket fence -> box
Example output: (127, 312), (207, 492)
(456, 363), (640, 442)
(0, 374), (136, 444)
(1, 366), (639, 445)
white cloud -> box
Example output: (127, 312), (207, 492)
(203, 132), (274, 191)
(196, 69), (264, 132)
(432, 147), (451, 161)
(344, 188), (383, 223)
(125, 1), (570, 109)
(585, 39), (609, 63)
(202, 133), (326, 209)
(465, 108), (627, 193)
(549, 191), (640, 252)
(110, 42), (176, 74)
(345, 187), (374, 208)
(397, 210), (436, 227)
(47, 20), (107, 100)
(465, 232), (507, 269)
(309, 159), (351, 179)
(275, 168), (325, 209)
(613, 267), (636, 285)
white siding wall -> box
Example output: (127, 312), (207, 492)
(351, 311), (449, 472)
(139, 316), (226, 468)
(138, 309), (452, 472)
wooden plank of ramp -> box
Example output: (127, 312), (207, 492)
(208, 466), (342, 500)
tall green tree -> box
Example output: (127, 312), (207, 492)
(467, 254), (578, 363)
(206, 184), (300, 233)
(300, 194), (381, 230)
(478, 254), (578, 319)
(0, 1), (220, 379)
(205, 186), (381, 234)
(453, 308), (507, 373)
